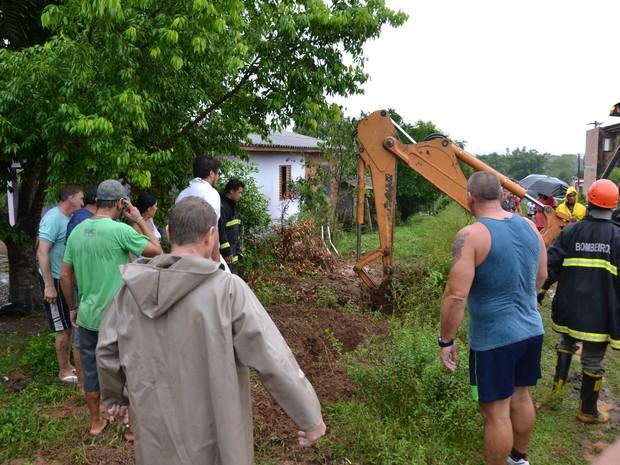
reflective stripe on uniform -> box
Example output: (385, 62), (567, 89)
(225, 219), (241, 227)
(562, 258), (617, 276)
(551, 322), (619, 348)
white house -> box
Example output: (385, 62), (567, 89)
(16, 132), (324, 227)
(243, 131), (324, 220)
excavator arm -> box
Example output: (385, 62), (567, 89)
(354, 110), (570, 301)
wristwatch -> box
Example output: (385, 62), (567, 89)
(438, 336), (454, 348)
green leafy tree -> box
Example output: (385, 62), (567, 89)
(546, 154), (578, 183)
(390, 110), (466, 221)
(291, 175), (332, 226)
(302, 115), (359, 188)
(219, 158), (271, 239)
(607, 168), (620, 185)
(477, 148), (549, 182)
(0, 0), (407, 310)
(507, 147), (550, 181)
(475, 152), (511, 175)
(296, 112), (360, 228)
(0, 0), (54, 49)
(301, 109), (468, 224)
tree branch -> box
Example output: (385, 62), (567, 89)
(158, 56), (260, 152)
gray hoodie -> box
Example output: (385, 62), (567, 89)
(97, 254), (322, 465)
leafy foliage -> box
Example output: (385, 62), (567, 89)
(295, 113), (360, 230)
(546, 154), (579, 183)
(316, 285), (339, 309)
(219, 159), (271, 238)
(476, 148), (551, 182)
(475, 149), (583, 187)
(0, 0), (54, 49)
(290, 175), (332, 226)
(0, 0), (407, 306)
(339, 327), (480, 463)
(389, 110), (466, 221)
(608, 167), (620, 185)
(252, 279), (298, 306)
(1, 0), (408, 198)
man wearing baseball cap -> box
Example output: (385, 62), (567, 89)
(60, 179), (162, 440)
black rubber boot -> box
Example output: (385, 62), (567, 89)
(553, 349), (573, 391)
(577, 370), (610, 424)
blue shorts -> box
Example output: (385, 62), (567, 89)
(469, 335), (543, 403)
(78, 327), (100, 393)
(39, 274), (71, 332)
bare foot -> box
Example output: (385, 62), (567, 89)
(89, 418), (110, 437)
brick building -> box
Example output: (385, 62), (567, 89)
(584, 122), (620, 192)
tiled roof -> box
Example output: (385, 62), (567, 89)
(245, 131), (323, 149)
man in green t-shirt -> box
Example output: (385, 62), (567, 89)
(60, 179), (162, 440)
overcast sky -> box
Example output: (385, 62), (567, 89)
(332, 0), (620, 155)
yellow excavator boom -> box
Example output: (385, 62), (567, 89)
(354, 110), (570, 301)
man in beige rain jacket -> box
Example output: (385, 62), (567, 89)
(96, 196), (326, 465)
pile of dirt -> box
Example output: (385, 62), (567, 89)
(252, 267), (388, 458)
(0, 254), (389, 464)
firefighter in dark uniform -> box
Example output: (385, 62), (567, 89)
(538, 179), (620, 424)
(219, 179), (245, 275)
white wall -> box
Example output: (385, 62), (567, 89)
(249, 153), (306, 220)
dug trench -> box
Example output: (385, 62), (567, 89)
(0, 255), (389, 464)
(0, 252), (618, 464)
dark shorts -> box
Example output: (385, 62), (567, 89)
(39, 274), (71, 332)
(470, 335), (543, 403)
(79, 327), (100, 393)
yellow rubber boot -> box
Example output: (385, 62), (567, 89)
(553, 349), (573, 391)
(577, 370), (610, 424)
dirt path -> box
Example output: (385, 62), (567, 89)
(0, 259), (388, 464)
(1, 254), (618, 464)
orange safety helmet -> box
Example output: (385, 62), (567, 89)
(586, 179), (619, 209)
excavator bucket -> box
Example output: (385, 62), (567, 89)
(368, 279), (393, 313)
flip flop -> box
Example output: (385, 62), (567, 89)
(60, 374), (78, 385)
(84, 418), (111, 444)
(123, 425), (135, 443)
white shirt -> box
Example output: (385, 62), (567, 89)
(175, 177), (230, 274)
(150, 218), (162, 242)
(175, 178), (221, 221)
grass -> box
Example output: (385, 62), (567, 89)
(327, 204), (619, 464)
(0, 329), (84, 461)
(0, 327), (134, 463)
(1, 204), (618, 464)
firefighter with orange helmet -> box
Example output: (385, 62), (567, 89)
(539, 179), (620, 424)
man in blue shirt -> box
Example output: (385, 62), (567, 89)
(439, 172), (547, 465)
(36, 183), (84, 386)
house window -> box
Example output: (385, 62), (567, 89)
(279, 165), (291, 200)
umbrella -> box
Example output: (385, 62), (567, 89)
(519, 174), (569, 198)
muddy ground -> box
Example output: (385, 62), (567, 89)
(1, 238), (618, 464)
(0, 253), (389, 464)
